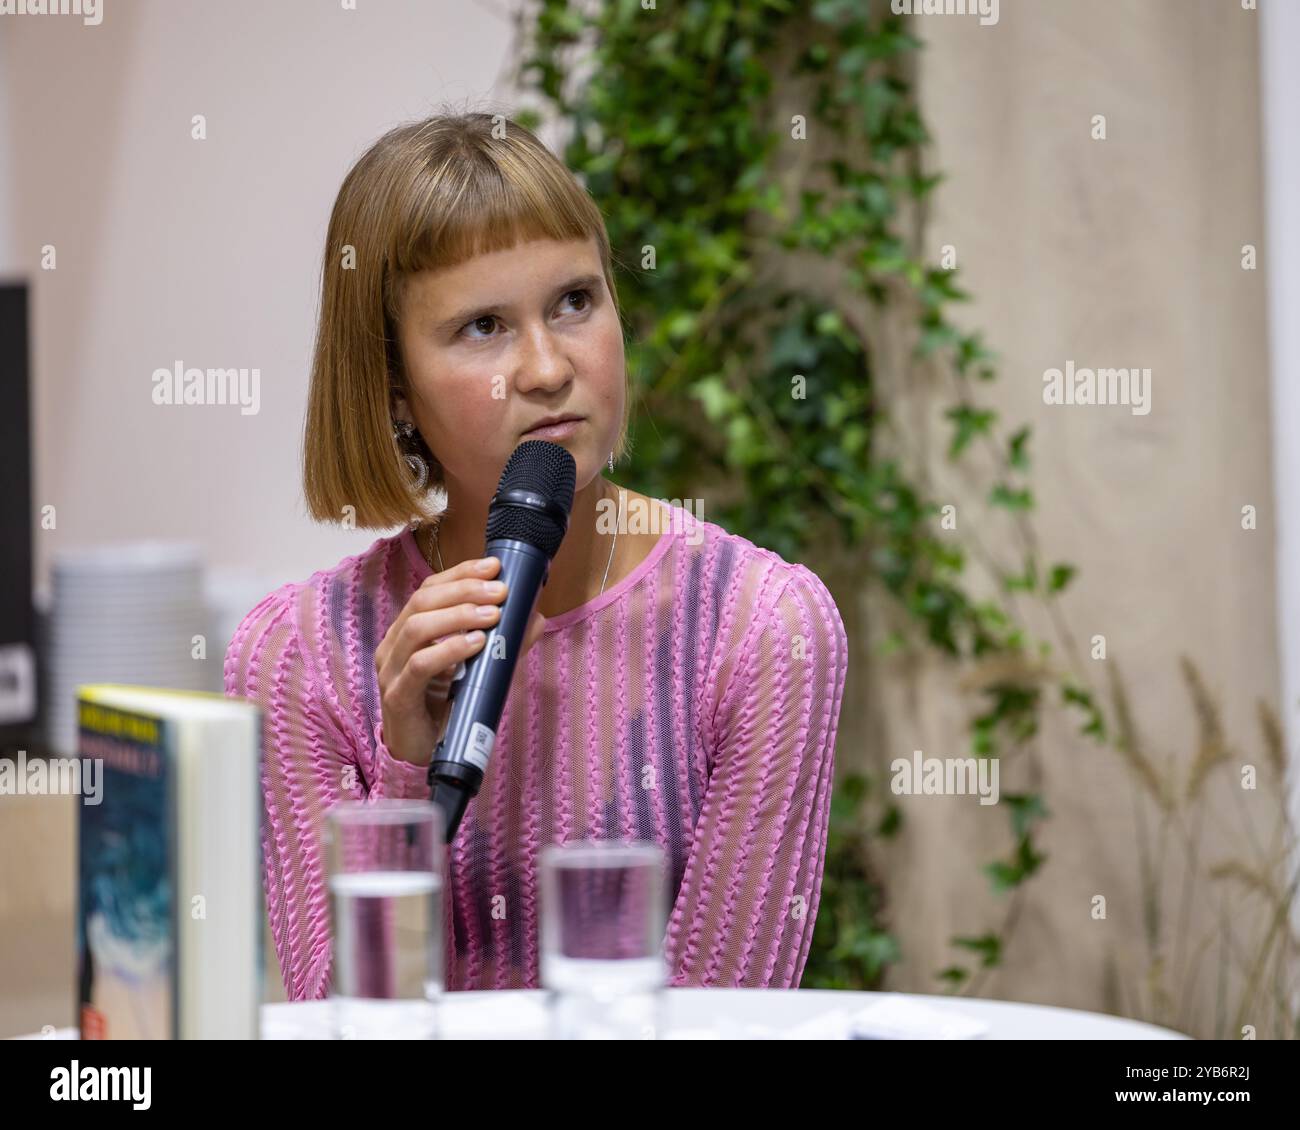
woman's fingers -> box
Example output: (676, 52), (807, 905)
(375, 560), (504, 679)
(386, 628), (489, 711)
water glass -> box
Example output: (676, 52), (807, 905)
(324, 799), (444, 1039)
(540, 839), (668, 1039)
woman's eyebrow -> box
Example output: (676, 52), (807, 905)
(431, 273), (604, 335)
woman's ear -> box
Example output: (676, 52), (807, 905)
(392, 392), (423, 433)
(391, 395), (442, 487)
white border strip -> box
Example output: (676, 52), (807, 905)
(1259, 2), (1300, 879)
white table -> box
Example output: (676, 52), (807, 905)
(19, 990), (1188, 1040)
(261, 989), (1189, 1040)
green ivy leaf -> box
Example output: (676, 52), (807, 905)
(953, 933), (1002, 968)
(664, 310), (697, 342)
(1008, 426), (1031, 470)
(1063, 682), (1107, 739)
(1002, 792), (1049, 840)
(1003, 556), (1038, 593)
(945, 404), (996, 459)
(990, 484), (1034, 511)
(1048, 563), (1077, 593)
(917, 321), (962, 356)
(689, 375), (736, 423)
(878, 804), (902, 837)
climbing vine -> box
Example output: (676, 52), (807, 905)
(514, 0), (1107, 991)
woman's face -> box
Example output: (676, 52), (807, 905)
(396, 236), (625, 500)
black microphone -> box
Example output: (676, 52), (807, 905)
(427, 439), (576, 842)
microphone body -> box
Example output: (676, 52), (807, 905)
(427, 441), (575, 842)
(427, 537), (549, 837)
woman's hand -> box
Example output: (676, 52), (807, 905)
(374, 555), (546, 767)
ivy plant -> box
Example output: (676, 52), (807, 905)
(515, 0), (1106, 991)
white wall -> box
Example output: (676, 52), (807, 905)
(0, 0), (522, 634)
(1260, 0), (1300, 889)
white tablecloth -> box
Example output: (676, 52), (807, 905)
(17, 989), (1189, 1040)
(262, 989), (1187, 1040)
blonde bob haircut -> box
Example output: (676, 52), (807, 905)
(302, 111), (633, 530)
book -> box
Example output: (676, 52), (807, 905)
(75, 684), (262, 1039)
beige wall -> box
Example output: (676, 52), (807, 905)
(848, 0), (1284, 1033)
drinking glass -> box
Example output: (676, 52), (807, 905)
(540, 839), (668, 1039)
(324, 799), (444, 1039)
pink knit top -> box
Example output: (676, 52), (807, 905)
(223, 500), (848, 998)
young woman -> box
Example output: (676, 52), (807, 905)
(224, 112), (848, 999)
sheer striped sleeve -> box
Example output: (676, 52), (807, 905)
(663, 563), (847, 989)
(221, 586), (348, 999)
(223, 576), (440, 1000)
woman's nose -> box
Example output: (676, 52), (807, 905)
(513, 326), (574, 393)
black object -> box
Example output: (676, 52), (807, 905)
(0, 282), (38, 758)
(427, 440), (576, 843)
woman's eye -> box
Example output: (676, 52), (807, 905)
(458, 289), (593, 341)
(562, 288), (592, 312)
(461, 315), (498, 340)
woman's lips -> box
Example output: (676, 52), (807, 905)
(522, 417), (584, 440)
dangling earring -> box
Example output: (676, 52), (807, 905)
(608, 451), (615, 472)
(393, 419), (429, 493)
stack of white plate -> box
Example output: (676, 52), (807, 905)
(45, 541), (209, 757)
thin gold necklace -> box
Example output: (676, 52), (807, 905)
(423, 485), (622, 597)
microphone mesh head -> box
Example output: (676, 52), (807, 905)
(485, 440), (576, 558)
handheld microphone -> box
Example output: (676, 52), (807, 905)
(427, 439), (576, 843)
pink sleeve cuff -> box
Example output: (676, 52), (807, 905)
(371, 718), (433, 799)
